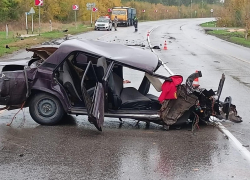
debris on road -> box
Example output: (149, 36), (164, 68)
(126, 43), (145, 47)
(152, 45), (160, 49)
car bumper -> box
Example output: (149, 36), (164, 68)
(95, 26), (109, 30)
(117, 21), (127, 24)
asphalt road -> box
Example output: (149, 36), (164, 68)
(0, 18), (250, 180)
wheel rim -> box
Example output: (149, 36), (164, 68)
(37, 99), (57, 118)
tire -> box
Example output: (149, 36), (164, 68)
(29, 93), (64, 125)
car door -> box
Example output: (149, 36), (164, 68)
(80, 61), (104, 131)
(0, 66), (29, 106)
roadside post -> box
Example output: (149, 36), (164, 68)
(142, 10), (145, 21)
(211, 9), (214, 17)
(107, 8), (112, 19)
(165, 9), (169, 19)
(190, 0), (193, 18)
(25, 12), (30, 34)
(93, 7), (98, 22)
(86, 3), (95, 27)
(155, 10), (158, 21)
(29, 7), (35, 34)
(35, 0), (44, 36)
(201, 0), (204, 18)
(49, 20), (52, 31)
(6, 24), (8, 39)
(72, 5), (79, 29)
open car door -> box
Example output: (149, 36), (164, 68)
(81, 61), (104, 131)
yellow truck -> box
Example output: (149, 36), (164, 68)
(111, 7), (136, 26)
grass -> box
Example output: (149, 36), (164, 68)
(200, 21), (250, 48)
(206, 29), (250, 48)
(0, 23), (94, 57)
(200, 21), (217, 27)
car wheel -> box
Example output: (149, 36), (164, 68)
(29, 93), (64, 125)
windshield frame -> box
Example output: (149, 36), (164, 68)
(112, 10), (127, 15)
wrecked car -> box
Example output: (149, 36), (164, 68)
(0, 39), (242, 131)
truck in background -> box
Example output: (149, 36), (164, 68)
(110, 7), (136, 27)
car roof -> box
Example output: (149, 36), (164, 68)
(44, 39), (159, 73)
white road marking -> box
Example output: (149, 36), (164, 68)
(217, 122), (250, 162)
(147, 27), (174, 76)
(148, 25), (250, 163)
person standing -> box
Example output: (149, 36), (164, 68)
(133, 16), (138, 32)
(113, 16), (118, 31)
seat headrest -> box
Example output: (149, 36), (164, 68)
(96, 57), (107, 82)
(97, 57), (107, 73)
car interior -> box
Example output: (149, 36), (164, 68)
(55, 51), (162, 111)
(55, 52), (97, 105)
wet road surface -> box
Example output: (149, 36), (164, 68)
(0, 18), (250, 179)
(0, 114), (250, 180)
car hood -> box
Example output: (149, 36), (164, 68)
(95, 22), (109, 25)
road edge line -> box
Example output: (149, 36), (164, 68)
(147, 27), (174, 76)
(217, 122), (250, 162)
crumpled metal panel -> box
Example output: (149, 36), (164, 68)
(0, 71), (27, 105)
(159, 85), (198, 125)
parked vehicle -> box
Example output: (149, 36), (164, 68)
(95, 17), (112, 31)
(0, 39), (242, 131)
(111, 7), (136, 26)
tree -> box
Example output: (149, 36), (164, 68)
(0, 0), (20, 22)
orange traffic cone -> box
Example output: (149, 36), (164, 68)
(193, 70), (200, 88)
(163, 40), (168, 50)
(147, 31), (150, 37)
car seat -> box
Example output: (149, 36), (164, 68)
(61, 61), (82, 101)
(109, 72), (152, 110)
